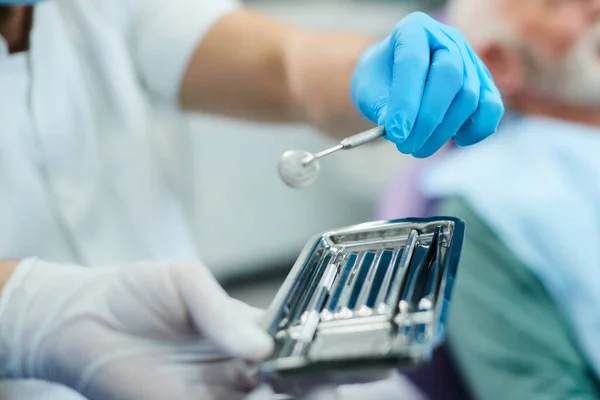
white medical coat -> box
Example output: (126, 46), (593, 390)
(0, 0), (236, 398)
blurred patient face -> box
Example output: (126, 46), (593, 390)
(452, 0), (600, 107)
(511, 0), (600, 107)
(502, 0), (600, 57)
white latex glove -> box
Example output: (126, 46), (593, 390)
(0, 258), (274, 400)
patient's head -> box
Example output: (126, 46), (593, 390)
(448, 0), (600, 114)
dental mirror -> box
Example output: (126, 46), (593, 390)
(278, 126), (385, 189)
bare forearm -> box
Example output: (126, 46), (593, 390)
(284, 31), (376, 137)
(0, 261), (19, 294)
(181, 10), (300, 122)
(181, 9), (374, 138)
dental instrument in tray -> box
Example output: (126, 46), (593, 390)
(278, 125), (385, 189)
(260, 216), (465, 388)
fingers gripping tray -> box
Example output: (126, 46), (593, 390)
(260, 217), (465, 382)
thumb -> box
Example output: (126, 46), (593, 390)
(171, 263), (274, 362)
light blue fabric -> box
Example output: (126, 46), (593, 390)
(351, 12), (504, 158)
(419, 114), (600, 378)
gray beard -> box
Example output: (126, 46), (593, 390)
(519, 29), (600, 108)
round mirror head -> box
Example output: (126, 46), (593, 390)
(278, 149), (321, 189)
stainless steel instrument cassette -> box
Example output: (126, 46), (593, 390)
(260, 216), (465, 386)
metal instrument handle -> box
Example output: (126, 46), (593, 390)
(340, 125), (385, 149)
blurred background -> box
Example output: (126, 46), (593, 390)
(150, 2), (600, 399)
(164, 0), (447, 306)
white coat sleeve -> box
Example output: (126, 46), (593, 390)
(126, 0), (240, 105)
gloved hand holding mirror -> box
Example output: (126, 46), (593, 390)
(279, 12), (503, 189)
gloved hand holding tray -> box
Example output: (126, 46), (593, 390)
(260, 216), (465, 387)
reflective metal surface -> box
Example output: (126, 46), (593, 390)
(278, 149), (321, 189)
(278, 126), (385, 189)
(260, 216), (465, 386)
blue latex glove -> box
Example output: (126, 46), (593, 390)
(351, 12), (504, 158)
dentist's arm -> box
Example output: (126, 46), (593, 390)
(181, 9), (374, 137)
(181, 9), (504, 157)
